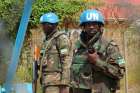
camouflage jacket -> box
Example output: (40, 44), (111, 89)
(40, 31), (71, 86)
(71, 34), (125, 89)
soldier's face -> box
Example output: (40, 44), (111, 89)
(84, 22), (102, 36)
(41, 23), (57, 35)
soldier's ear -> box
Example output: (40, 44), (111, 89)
(100, 27), (104, 32)
(80, 24), (86, 30)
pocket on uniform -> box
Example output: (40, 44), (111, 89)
(43, 72), (61, 85)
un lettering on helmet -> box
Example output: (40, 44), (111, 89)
(86, 13), (99, 21)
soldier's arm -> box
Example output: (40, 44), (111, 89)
(99, 41), (125, 79)
(88, 41), (125, 79)
(57, 34), (72, 84)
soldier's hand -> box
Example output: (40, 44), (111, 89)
(87, 52), (99, 64)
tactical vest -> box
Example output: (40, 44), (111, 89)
(71, 38), (115, 89)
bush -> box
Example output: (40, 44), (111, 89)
(30, 0), (87, 28)
(0, 0), (24, 40)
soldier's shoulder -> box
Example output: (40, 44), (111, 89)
(55, 31), (68, 39)
(100, 37), (118, 47)
(55, 31), (70, 45)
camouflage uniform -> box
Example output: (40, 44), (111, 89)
(71, 31), (125, 93)
(40, 31), (71, 93)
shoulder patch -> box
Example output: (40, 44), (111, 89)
(117, 57), (125, 65)
(60, 48), (68, 54)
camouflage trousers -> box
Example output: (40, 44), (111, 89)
(41, 72), (70, 93)
(43, 85), (69, 93)
(71, 83), (115, 93)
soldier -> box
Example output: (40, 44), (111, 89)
(39, 12), (71, 93)
(70, 9), (125, 93)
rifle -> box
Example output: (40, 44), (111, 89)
(32, 45), (40, 93)
(86, 31), (101, 54)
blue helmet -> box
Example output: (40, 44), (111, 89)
(80, 9), (104, 25)
(40, 12), (59, 24)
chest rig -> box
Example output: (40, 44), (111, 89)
(71, 38), (110, 89)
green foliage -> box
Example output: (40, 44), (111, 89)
(0, 0), (100, 39)
(31, 0), (87, 28)
(0, 0), (24, 40)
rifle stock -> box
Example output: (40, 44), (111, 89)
(33, 45), (40, 93)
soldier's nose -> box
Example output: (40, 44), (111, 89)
(89, 24), (95, 29)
